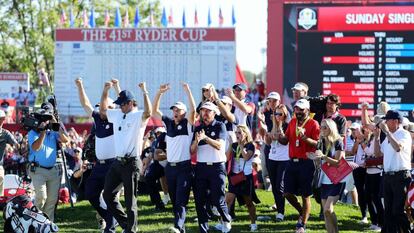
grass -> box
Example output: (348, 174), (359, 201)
(0, 190), (377, 232)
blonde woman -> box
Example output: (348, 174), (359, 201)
(225, 125), (259, 232)
(307, 119), (345, 233)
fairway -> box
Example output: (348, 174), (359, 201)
(0, 190), (379, 232)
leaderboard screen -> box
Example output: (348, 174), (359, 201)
(284, 4), (414, 118)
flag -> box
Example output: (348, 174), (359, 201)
(59, 9), (66, 27)
(207, 7), (212, 27)
(219, 7), (224, 27)
(232, 5), (236, 26)
(82, 9), (88, 28)
(69, 8), (74, 28)
(149, 5), (154, 27)
(194, 8), (198, 26)
(134, 7), (140, 28)
(104, 10), (110, 27)
(114, 7), (121, 27)
(168, 7), (173, 25)
(124, 8), (129, 27)
(161, 7), (167, 27)
(89, 8), (95, 28)
(182, 8), (186, 28)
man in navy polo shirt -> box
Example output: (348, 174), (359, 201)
(191, 102), (231, 233)
(28, 102), (70, 221)
(152, 83), (196, 233)
(75, 78), (120, 232)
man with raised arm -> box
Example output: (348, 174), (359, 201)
(100, 82), (151, 233)
(152, 83), (196, 233)
(75, 78), (120, 233)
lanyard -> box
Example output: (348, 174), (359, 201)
(295, 117), (310, 137)
(236, 145), (242, 163)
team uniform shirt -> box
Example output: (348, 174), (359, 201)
(0, 128), (17, 165)
(285, 117), (320, 159)
(381, 127), (412, 172)
(233, 99), (255, 128)
(193, 120), (227, 163)
(92, 111), (115, 160)
(215, 111), (237, 151)
(263, 110), (274, 133)
(319, 139), (344, 184)
(269, 123), (290, 161)
(362, 139), (382, 174)
(162, 116), (193, 163)
(107, 108), (146, 158)
(345, 134), (355, 162)
(230, 142), (255, 175)
(28, 130), (60, 167)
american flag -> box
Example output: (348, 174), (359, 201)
(59, 9), (66, 27)
(124, 9), (129, 27)
(168, 7), (173, 26)
(194, 8), (198, 26)
(219, 7), (224, 27)
(82, 9), (88, 28)
(104, 10), (110, 27)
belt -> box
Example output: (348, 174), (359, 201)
(39, 165), (54, 170)
(197, 162), (224, 166)
(290, 158), (307, 162)
(168, 160), (191, 167)
(97, 158), (116, 164)
(116, 157), (137, 163)
(384, 170), (409, 176)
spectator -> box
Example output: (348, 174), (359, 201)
(374, 110), (412, 232)
(226, 83), (255, 130)
(225, 125), (259, 232)
(27, 88), (37, 107)
(276, 99), (320, 233)
(307, 119), (345, 233)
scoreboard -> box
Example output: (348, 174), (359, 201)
(54, 28), (235, 116)
(285, 4), (414, 117)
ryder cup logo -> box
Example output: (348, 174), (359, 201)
(298, 8), (317, 30)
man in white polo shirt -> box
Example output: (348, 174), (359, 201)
(374, 110), (412, 233)
(100, 82), (151, 233)
(191, 102), (231, 233)
(152, 83), (196, 233)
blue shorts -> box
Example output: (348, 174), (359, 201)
(284, 159), (315, 197)
(321, 183), (345, 199)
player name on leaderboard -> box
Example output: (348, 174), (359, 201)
(296, 6), (414, 117)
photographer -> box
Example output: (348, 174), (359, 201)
(28, 103), (69, 222)
(374, 110), (412, 233)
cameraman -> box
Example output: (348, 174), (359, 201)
(28, 103), (69, 222)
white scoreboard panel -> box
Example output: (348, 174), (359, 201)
(54, 28), (235, 116)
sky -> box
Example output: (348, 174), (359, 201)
(159, 0), (268, 74)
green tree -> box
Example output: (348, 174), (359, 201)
(0, 0), (160, 95)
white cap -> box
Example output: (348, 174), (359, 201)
(291, 83), (308, 92)
(0, 110), (5, 118)
(202, 83), (214, 90)
(294, 99), (310, 110)
(170, 101), (187, 112)
(200, 102), (220, 114)
(349, 122), (361, 130)
(402, 117), (410, 127)
(267, 92), (280, 100)
(74, 147), (83, 154)
(154, 127), (166, 133)
(220, 96), (233, 105)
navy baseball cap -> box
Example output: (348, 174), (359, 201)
(232, 83), (247, 90)
(382, 110), (403, 121)
(114, 90), (135, 105)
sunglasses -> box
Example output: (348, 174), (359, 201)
(321, 125), (328, 130)
(235, 131), (242, 135)
(120, 101), (130, 107)
(202, 89), (209, 92)
(118, 114), (127, 131)
(274, 112), (283, 116)
(233, 88), (243, 92)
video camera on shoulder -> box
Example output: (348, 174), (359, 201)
(20, 102), (60, 132)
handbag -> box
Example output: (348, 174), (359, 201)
(230, 160), (247, 186)
(365, 156), (383, 167)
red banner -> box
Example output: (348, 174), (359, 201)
(56, 28), (235, 42)
(318, 6), (414, 31)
